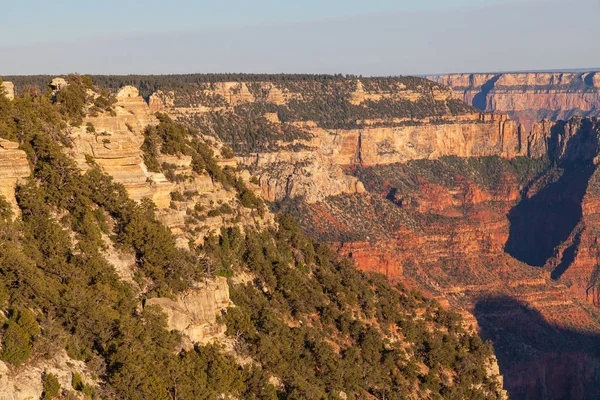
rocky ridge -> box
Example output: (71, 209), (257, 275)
(146, 277), (232, 349)
(43, 81), (273, 349)
(429, 71), (600, 128)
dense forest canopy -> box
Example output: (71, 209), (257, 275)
(5, 73), (439, 99)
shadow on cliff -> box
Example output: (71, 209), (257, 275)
(505, 120), (599, 267)
(474, 296), (600, 400)
(472, 74), (500, 111)
(504, 163), (595, 266)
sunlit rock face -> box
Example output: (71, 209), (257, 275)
(0, 139), (30, 213)
(429, 72), (600, 129)
(1, 81), (14, 100)
(145, 277), (232, 348)
(66, 85), (175, 208)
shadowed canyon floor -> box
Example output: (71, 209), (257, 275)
(278, 154), (600, 399)
(505, 164), (596, 267)
(474, 296), (600, 400)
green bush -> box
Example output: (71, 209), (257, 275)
(41, 372), (61, 400)
(1, 321), (32, 366)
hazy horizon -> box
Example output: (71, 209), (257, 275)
(2, 0), (599, 76)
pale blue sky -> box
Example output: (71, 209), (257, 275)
(1, 0), (509, 45)
(1, 0), (598, 75)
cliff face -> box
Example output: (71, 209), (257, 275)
(61, 83), (273, 249)
(0, 350), (95, 400)
(0, 139), (30, 213)
(66, 85), (176, 208)
(146, 277), (233, 349)
(428, 72), (600, 128)
(152, 78), (524, 203)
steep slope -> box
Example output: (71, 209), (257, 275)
(429, 71), (600, 128)
(0, 75), (506, 399)
(85, 74), (600, 399)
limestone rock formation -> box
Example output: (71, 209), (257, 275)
(1, 81), (14, 100)
(148, 90), (175, 112)
(146, 277), (232, 348)
(0, 139), (31, 213)
(0, 350), (94, 400)
(349, 79), (453, 105)
(239, 114), (522, 202)
(152, 150), (274, 247)
(66, 85), (175, 208)
(49, 77), (69, 95)
(210, 82), (255, 105)
(242, 150), (365, 203)
(429, 71), (600, 128)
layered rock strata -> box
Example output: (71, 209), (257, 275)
(66, 86), (174, 208)
(0, 139), (31, 213)
(429, 72), (600, 128)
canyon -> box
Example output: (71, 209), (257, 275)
(0, 76), (510, 399)
(428, 71), (600, 129)
(141, 76), (600, 399)
(4, 74), (600, 398)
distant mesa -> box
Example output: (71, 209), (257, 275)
(428, 71), (600, 128)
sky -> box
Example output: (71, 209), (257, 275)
(1, 0), (598, 76)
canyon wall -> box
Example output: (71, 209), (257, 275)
(139, 77), (600, 398)
(428, 72), (600, 128)
(0, 139), (30, 213)
(241, 114), (525, 203)
(66, 85), (175, 208)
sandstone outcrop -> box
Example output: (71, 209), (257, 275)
(0, 139), (30, 213)
(429, 72), (600, 128)
(0, 350), (94, 400)
(66, 85), (175, 208)
(49, 77), (68, 92)
(242, 150), (365, 203)
(1, 81), (14, 100)
(151, 149), (274, 248)
(146, 277), (232, 348)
